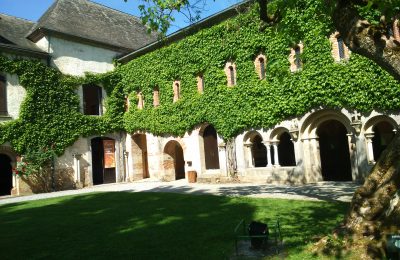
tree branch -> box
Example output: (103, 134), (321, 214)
(332, 0), (400, 81)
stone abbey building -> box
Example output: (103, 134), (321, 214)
(1, 0), (400, 196)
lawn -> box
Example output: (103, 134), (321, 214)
(0, 192), (348, 259)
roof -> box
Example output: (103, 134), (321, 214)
(118, 0), (253, 63)
(0, 14), (48, 57)
(27, 0), (157, 52)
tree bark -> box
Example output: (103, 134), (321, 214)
(345, 132), (400, 234)
(225, 138), (238, 179)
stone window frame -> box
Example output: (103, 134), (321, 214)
(137, 91), (144, 110)
(224, 62), (237, 87)
(82, 84), (104, 116)
(124, 94), (130, 112)
(289, 43), (303, 72)
(173, 80), (181, 103)
(254, 54), (267, 80)
(153, 86), (160, 107)
(197, 74), (205, 94)
(0, 74), (7, 116)
(329, 32), (350, 62)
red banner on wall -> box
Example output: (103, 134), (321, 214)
(103, 140), (115, 168)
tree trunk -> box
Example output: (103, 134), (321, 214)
(225, 138), (238, 179)
(345, 132), (400, 234)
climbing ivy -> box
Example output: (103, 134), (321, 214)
(118, 0), (400, 138)
(0, 56), (124, 157)
(0, 0), (399, 163)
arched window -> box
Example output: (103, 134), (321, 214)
(251, 135), (268, 167)
(229, 66), (235, 85)
(337, 37), (345, 60)
(124, 95), (129, 112)
(173, 81), (180, 102)
(278, 132), (296, 166)
(0, 75), (7, 116)
(197, 74), (204, 93)
(372, 121), (395, 161)
(259, 58), (266, 79)
(330, 32), (350, 62)
(289, 44), (303, 72)
(153, 86), (160, 107)
(83, 84), (103, 115)
(254, 54), (267, 80)
(137, 91), (144, 109)
(224, 62), (236, 86)
(294, 47), (301, 69)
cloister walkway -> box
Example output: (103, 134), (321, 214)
(0, 179), (359, 205)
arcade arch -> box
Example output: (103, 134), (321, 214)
(163, 140), (185, 180)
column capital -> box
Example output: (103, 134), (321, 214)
(72, 153), (82, 159)
(364, 133), (374, 140)
(244, 141), (252, 148)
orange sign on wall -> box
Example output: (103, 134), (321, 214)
(103, 140), (115, 168)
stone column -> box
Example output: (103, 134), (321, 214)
(73, 154), (82, 186)
(124, 151), (130, 182)
(365, 133), (375, 163)
(244, 141), (253, 168)
(264, 141), (273, 167)
(272, 142), (280, 166)
(347, 133), (357, 180)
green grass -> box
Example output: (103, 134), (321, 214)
(0, 192), (348, 259)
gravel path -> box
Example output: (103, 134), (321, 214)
(0, 179), (359, 205)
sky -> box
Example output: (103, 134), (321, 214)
(0, 0), (241, 34)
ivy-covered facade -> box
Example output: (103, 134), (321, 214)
(1, 0), (400, 195)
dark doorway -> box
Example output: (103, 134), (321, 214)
(0, 154), (12, 196)
(278, 132), (296, 166)
(164, 141), (185, 180)
(372, 121), (395, 161)
(132, 134), (149, 179)
(251, 135), (268, 167)
(203, 125), (220, 169)
(317, 120), (352, 181)
(83, 84), (102, 115)
(91, 137), (116, 185)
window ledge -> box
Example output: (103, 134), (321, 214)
(0, 115), (12, 121)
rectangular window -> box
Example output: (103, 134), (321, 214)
(83, 84), (102, 115)
(0, 75), (7, 116)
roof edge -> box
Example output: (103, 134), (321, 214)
(28, 28), (135, 53)
(118, 0), (253, 64)
(0, 43), (49, 58)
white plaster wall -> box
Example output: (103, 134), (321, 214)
(235, 132), (246, 174)
(3, 73), (26, 120)
(35, 36), (119, 76)
(56, 133), (125, 186)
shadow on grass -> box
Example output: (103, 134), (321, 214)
(0, 192), (348, 259)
